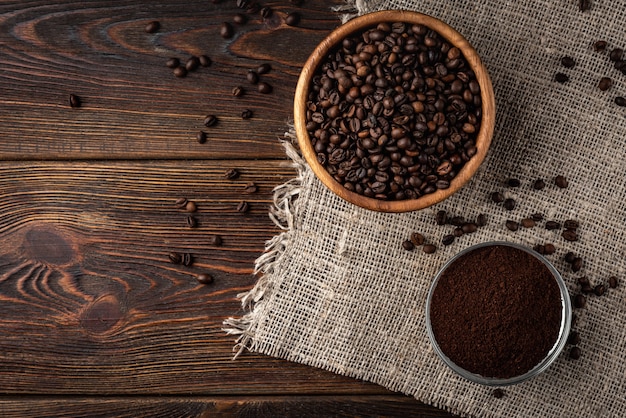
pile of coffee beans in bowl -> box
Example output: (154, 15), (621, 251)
(304, 21), (482, 201)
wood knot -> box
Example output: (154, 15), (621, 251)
(23, 225), (77, 266)
(80, 294), (125, 334)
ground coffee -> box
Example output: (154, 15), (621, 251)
(429, 244), (562, 379)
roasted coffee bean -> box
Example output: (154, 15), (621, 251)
(578, 276), (590, 286)
(573, 294), (586, 309)
(491, 191), (505, 203)
(285, 11), (301, 26)
(564, 252), (576, 264)
(616, 96), (626, 107)
(594, 284), (606, 296)
(173, 66), (187, 78)
(258, 82), (273, 94)
(186, 215), (198, 228)
(453, 227), (464, 237)
(554, 175), (568, 188)
(449, 216), (465, 227)
(492, 389), (505, 399)
(543, 243), (556, 255)
(461, 222), (478, 233)
(581, 284), (593, 294)
(521, 218), (536, 228)
(199, 55), (212, 67)
(196, 273), (214, 285)
(220, 22), (234, 38)
(69, 94), (81, 108)
(402, 240), (415, 251)
(561, 56), (576, 68)
(241, 109), (253, 119)
(168, 252), (182, 264)
(507, 178), (520, 187)
(598, 77), (612, 91)
(257, 63), (272, 75)
(572, 256), (583, 272)
(442, 234), (455, 246)
(554, 72), (569, 83)
(174, 197), (188, 209)
(564, 219), (579, 229)
(185, 56), (200, 71)
(423, 243), (437, 254)
(410, 232), (425, 246)
(232, 86), (244, 97)
(531, 213), (543, 222)
(225, 168), (240, 179)
(243, 182), (258, 193)
(476, 213), (487, 227)
(204, 115), (218, 127)
(260, 6), (272, 18)
(210, 234), (223, 246)
(593, 40), (607, 52)
(236, 0), (250, 9)
(505, 220), (519, 231)
(503, 198), (516, 210)
(166, 57), (180, 69)
(237, 200), (249, 213)
(609, 48), (624, 62)
(562, 229), (579, 242)
(185, 201), (197, 213)
(534, 244), (545, 255)
(609, 276), (618, 288)
(569, 346), (581, 360)
(435, 210), (447, 225)
(197, 131), (207, 144)
(545, 220), (561, 230)
(145, 20), (160, 33)
(182, 253), (193, 267)
(578, 0), (590, 11)
(533, 179), (545, 190)
(568, 331), (581, 346)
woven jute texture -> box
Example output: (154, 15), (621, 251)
(225, 1), (626, 416)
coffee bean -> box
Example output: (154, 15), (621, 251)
(545, 220), (561, 230)
(503, 198), (516, 210)
(521, 218), (536, 228)
(561, 56), (576, 68)
(257, 63), (272, 75)
(505, 220), (519, 231)
(534, 244), (545, 254)
(435, 210), (447, 225)
(533, 179), (545, 190)
(197, 131), (207, 144)
(237, 201), (250, 213)
(616, 96), (626, 107)
(174, 197), (188, 209)
(210, 234), (223, 246)
(402, 240), (415, 251)
(572, 256), (583, 272)
(69, 94), (81, 108)
(285, 11), (301, 26)
(453, 227), (464, 237)
(578, 0), (590, 11)
(442, 234), (455, 246)
(593, 40), (607, 52)
(220, 22), (234, 38)
(182, 253), (193, 267)
(569, 346), (581, 360)
(554, 175), (568, 188)
(145, 21), (160, 33)
(573, 294), (586, 309)
(196, 273), (214, 285)
(199, 55), (212, 67)
(185, 201), (197, 213)
(554, 72), (569, 83)
(568, 331), (581, 346)
(598, 77), (612, 91)
(491, 191), (504, 203)
(461, 223), (478, 233)
(581, 284), (593, 294)
(507, 178), (520, 187)
(609, 276), (618, 288)
(564, 252), (576, 263)
(410, 232), (425, 246)
(224, 168), (240, 179)
(531, 213), (543, 222)
(543, 243), (556, 255)
(593, 283), (606, 296)
(186, 215), (198, 228)
(233, 13), (247, 24)
(232, 86), (244, 97)
(243, 182), (258, 193)
(246, 71), (259, 84)
(564, 219), (579, 229)
(448, 216), (465, 227)
(258, 82), (273, 94)
(168, 252), (182, 264)
(166, 57), (180, 69)
(260, 6), (272, 18)
(423, 244), (437, 254)
(609, 48), (624, 62)
(562, 229), (579, 242)
(236, 0), (250, 9)
(173, 66), (187, 78)
(476, 214), (487, 227)
(204, 115), (218, 127)
(492, 389), (505, 399)
(185, 56), (200, 71)
(241, 109), (253, 119)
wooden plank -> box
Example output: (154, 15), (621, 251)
(0, 395), (457, 417)
(0, 0), (343, 160)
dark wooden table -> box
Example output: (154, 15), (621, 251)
(0, 1), (456, 416)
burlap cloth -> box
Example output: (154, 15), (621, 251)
(225, 1), (626, 416)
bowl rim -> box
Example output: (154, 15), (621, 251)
(294, 10), (496, 213)
(425, 241), (573, 386)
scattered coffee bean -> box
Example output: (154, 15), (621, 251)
(168, 252), (182, 264)
(554, 72), (569, 83)
(257, 63), (272, 75)
(564, 252), (576, 264)
(236, 0), (250, 9)
(561, 56), (576, 68)
(241, 109), (253, 119)
(166, 57), (180, 69)
(564, 219), (579, 229)
(507, 178), (520, 187)
(69, 94), (81, 108)
(521, 218), (536, 228)
(257, 82), (272, 94)
(562, 229), (579, 242)
(491, 191), (505, 203)
(220, 22), (234, 38)
(581, 284), (593, 294)
(572, 256), (583, 272)
(616, 96), (626, 107)
(448, 216), (465, 227)
(598, 77), (613, 91)
(402, 240), (415, 251)
(225, 168), (240, 179)
(237, 200), (250, 213)
(246, 70), (259, 84)
(533, 244), (545, 254)
(233, 13), (247, 24)
(423, 244), (437, 254)
(461, 223), (478, 234)
(435, 210), (447, 225)
(609, 276), (618, 288)
(569, 346), (581, 360)
(568, 330), (580, 345)
(285, 11), (301, 26)
(173, 66), (187, 78)
(554, 175), (568, 188)
(543, 243), (556, 255)
(578, 0), (590, 11)
(573, 294), (586, 309)
(243, 182), (258, 193)
(199, 55), (212, 67)
(185, 56), (200, 72)
(196, 273), (214, 285)
(505, 220), (519, 231)
(232, 86), (244, 97)
(533, 179), (545, 190)
(210, 234), (223, 246)
(204, 115), (218, 127)
(545, 220), (561, 230)
(503, 198), (516, 210)
(594, 284), (606, 296)
(531, 213), (543, 222)
(182, 253), (193, 267)
(260, 6), (273, 18)
(185, 201), (197, 213)
(476, 213), (487, 227)
(609, 48), (624, 62)
(492, 389), (505, 399)
(174, 197), (188, 209)
(145, 20), (160, 34)
(197, 131), (207, 144)
(453, 227), (464, 237)
(578, 276), (590, 286)
(186, 215), (198, 228)
(442, 234), (455, 246)
(593, 40), (607, 52)
(410, 232), (425, 246)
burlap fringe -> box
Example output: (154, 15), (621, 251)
(223, 128), (305, 359)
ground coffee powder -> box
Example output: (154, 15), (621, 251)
(429, 244), (562, 379)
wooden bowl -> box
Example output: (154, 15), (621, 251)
(294, 10), (495, 212)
